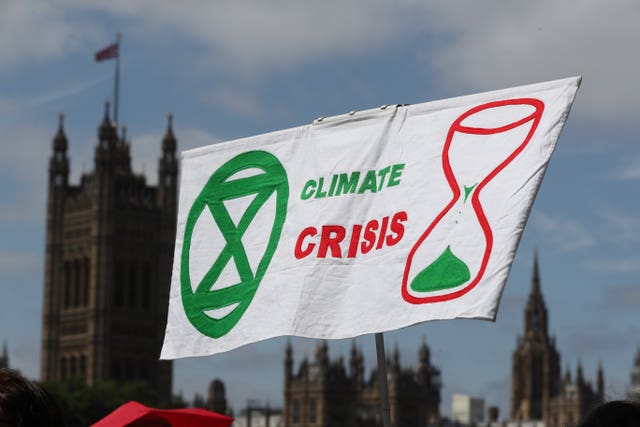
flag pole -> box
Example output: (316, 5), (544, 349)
(375, 332), (392, 427)
(113, 32), (121, 126)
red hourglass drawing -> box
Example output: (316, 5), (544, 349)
(402, 98), (545, 304)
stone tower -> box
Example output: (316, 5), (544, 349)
(40, 104), (178, 401)
(511, 253), (561, 421)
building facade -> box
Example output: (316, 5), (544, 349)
(452, 394), (484, 425)
(284, 340), (441, 427)
(40, 103), (177, 400)
(511, 255), (603, 427)
(545, 363), (604, 427)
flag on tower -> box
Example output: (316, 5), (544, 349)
(94, 43), (118, 62)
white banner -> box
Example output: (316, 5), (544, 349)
(161, 77), (580, 359)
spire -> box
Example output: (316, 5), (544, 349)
(392, 342), (400, 371)
(99, 99), (116, 142)
(576, 360), (584, 386)
(419, 336), (430, 364)
(597, 360), (604, 398)
(531, 249), (541, 294)
(564, 366), (572, 384)
(120, 125), (127, 145)
(315, 340), (328, 367)
(53, 112), (67, 153)
(0, 340), (7, 369)
(162, 113), (176, 153)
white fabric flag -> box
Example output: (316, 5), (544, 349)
(161, 77), (580, 359)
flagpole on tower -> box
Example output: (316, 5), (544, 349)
(114, 32), (121, 126)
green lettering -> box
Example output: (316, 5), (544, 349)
(358, 170), (378, 194)
(336, 172), (360, 195)
(388, 163), (405, 187)
(328, 174), (338, 196)
(301, 180), (316, 200)
(377, 166), (391, 191)
(315, 177), (327, 198)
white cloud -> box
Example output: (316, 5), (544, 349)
(59, 0), (424, 74)
(421, 1), (640, 122)
(0, 0), (100, 67)
(611, 158), (640, 181)
(584, 257), (640, 273)
(0, 127), (50, 224)
(530, 210), (595, 252)
(599, 207), (640, 244)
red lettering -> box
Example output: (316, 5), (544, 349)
(360, 220), (378, 254)
(376, 216), (389, 249)
(347, 224), (362, 258)
(318, 225), (346, 258)
(294, 227), (317, 259)
(386, 211), (407, 246)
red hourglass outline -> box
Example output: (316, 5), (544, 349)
(402, 98), (545, 304)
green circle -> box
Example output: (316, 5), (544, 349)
(181, 150), (288, 338)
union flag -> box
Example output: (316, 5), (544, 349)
(94, 43), (118, 62)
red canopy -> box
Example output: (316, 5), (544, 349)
(91, 401), (234, 427)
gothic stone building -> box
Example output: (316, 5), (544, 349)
(511, 255), (603, 427)
(284, 340), (441, 427)
(41, 102), (177, 400)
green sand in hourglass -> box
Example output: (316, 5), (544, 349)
(410, 183), (476, 293)
(410, 245), (470, 292)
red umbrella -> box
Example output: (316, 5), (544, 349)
(91, 401), (234, 427)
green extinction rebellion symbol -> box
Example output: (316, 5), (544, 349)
(181, 150), (288, 338)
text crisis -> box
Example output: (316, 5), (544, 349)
(294, 211), (408, 259)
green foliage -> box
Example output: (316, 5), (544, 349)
(41, 378), (186, 427)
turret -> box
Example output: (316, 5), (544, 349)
(285, 339), (293, 382)
(349, 340), (364, 384)
(49, 112), (69, 187)
(158, 113), (178, 211)
(94, 100), (120, 173)
(564, 366), (572, 385)
(418, 338), (431, 385)
(597, 361), (604, 399)
(391, 343), (400, 373)
(315, 340), (329, 369)
(524, 252), (548, 340)
(576, 361), (584, 388)
(0, 340), (8, 368)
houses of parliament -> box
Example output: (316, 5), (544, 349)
(37, 101), (638, 425)
(41, 101), (177, 401)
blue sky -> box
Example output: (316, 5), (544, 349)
(1, 0), (639, 419)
